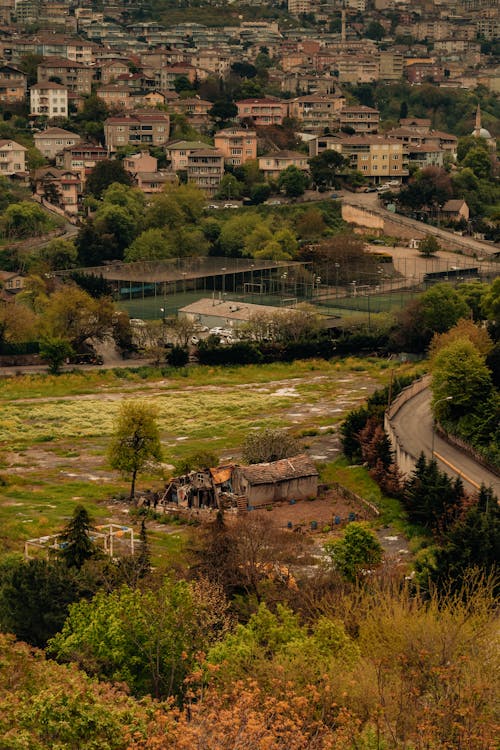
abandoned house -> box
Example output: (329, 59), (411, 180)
(232, 454), (319, 508)
(159, 454), (318, 512)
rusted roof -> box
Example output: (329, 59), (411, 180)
(238, 454), (318, 486)
(210, 465), (234, 484)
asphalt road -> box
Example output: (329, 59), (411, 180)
(391, 387), (500, 495)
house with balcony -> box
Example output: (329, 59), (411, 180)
(165, 140), (216, 172)
(30, 81), (68, 118)
(339, 106), (380, 135)
(214, 128), (257, 166)
(258, 150), (309, 181)
(57, 142), (108, 183)
(0, 139), (27, 175)
(310, 134), (408, 183)
(288, 94), (346, 133)
(104, 112), (170, 151)
(37, 57), (93, 95)
(34, 126), (81, 160)
(32, 166), (82, 216)
(0, 64), (27, 104)
(187, 148), (224, 195)
(236, 98), (287, 127)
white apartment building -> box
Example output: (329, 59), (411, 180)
(30, 82), (68, 118)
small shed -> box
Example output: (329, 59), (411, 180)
(442, 199), (469, 223)
(233, 454), (318, 508)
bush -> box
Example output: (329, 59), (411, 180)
(167, 346), (189, 367)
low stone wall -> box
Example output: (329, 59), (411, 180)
(385, 374), (431, 478)
(437, 425), (500, 479)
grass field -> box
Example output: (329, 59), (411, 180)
(0, 357), (419, 560)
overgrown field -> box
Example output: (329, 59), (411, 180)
(0, 357), (419, 558)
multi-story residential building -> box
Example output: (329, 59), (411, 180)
(386, 126), (457, 157)
(335, 55), (379, 84)
(97, 84), (132, 110)
(169, 96), (212, 130)
(166, 141), (216, 172)
(236, 98), (287, 127)
(0, 64), (27, 104)
(30, 82), (68, 118)
(405, 60), (443, 84)
(339, 105), (380, 134)
(99, 58), (130, 85)
(281, 70), (337, 96)
(57, 142), (108, 183)
(33, 166), (81, 215)
(407, 144), (445, 170)
(37, 57), (93, 95)
(0, 0), (15, 24)
(287, 0), (312, 15)
(34, 126), (81, 160)
(187, 148), (224, 195)
(0, 139), (27, 175)
(288, 94), (346, 133)
(379, 50), (404, 81)
(258, 150), (309, 181)
(214, 128), (257, 166)
(190, 48), (231, 77)
(104, 112), (170, 151)
(310, 135), (408, 182)
(123, 152), (158, 175)
(159, 63), (197, 93)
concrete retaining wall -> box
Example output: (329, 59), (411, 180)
(385, 374), (431, 478)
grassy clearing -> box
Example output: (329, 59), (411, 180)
(0, 357), (419, 558)
(320, 457), (407, 528)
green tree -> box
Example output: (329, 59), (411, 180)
(1, 202), (53, 239)
(0, 558), (79, 647)
(59, 505), (98, 570)
(209, 99), (237, 126)
(48, 577), (231, 699)
(432, 338), (494, 420)
(418, 234), (440, 256)
(35, 239), (78, 271)
(125, 228), (168, 262)
(462, 147), (492, 180)
(108, 401), (162, 502)
(278, 165), (309, 198)
(216, 173), (243, 199)
(242, 427), (300, 464)
(85, 160), (133, 199)
(41, 286), (114, 349)
(93, 202), (138, 257)
(365, 20), (385, 40)
(324, 522), (382, 582)
(309, 150), (345, 189)
(39, 336), (73, 374)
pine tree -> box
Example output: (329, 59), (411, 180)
(59, 505), (97, 569)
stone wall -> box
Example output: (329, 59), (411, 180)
(384, 374), (431, 478)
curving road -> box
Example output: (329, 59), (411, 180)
(391, 387), (500, 495)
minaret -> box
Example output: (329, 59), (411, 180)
(341, 3), (346, 42)
(474, 102), (481, 135)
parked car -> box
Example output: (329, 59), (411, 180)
(330, 192), (339, 199)
(266, 199), (281, 205)
(206, 203), (220, 209)
(223, 203), (239, 209)
(190, 335), (199, 345)
(363, 186), (377, 193)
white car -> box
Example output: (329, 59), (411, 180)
(223, 203), (239, 209)
(207, 203), (220, 209)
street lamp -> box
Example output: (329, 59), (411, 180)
(160, 307), (165, 324)
(334, 262), (340, 299)
(431, 396), (453, 458)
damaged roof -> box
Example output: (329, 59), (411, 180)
(238, 454), (318, 486)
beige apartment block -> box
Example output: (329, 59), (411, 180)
(0, 64), (27, 104)
(37, 56), (93, 95)
(288, 94), (346, 133)
(0, 139), (27, 175)
(34, 126), (81, 160)
(165, 141), (216, 172)
(339, 105), (380, 134)
(258, 150), (309, 181)
(187, 148), (224, 195)
(214, 128), (257, 166)
(104, 112), (170, 151)
(236, 98), (287, 126)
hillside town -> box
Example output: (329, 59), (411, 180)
(0, 1), (499, 748)
(0, 0), (498, 222)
